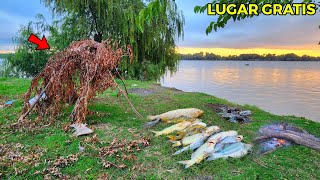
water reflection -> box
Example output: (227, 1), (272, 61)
(162, 60), (320, 122)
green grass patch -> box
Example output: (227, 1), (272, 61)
(0, 78), (319, 179)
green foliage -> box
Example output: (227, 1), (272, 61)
(41, 0), (184, 80)
(7, 14), (52, 77)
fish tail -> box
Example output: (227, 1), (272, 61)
(144, 117), (161, 129)
(167, 135), (177, 141)
(151, 131), (162, 137)
(173, 151), (181, 156)
(178, 160), (193, 169)
(206, 156), (215, 161)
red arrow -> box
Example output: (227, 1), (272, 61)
(28, 34), (50, 50)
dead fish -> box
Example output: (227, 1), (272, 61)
(144, 108), (204, 128)
(151, 120), (195, 137)
(257, 138), (291, 155)
(213, 135), (243, 153)
(167, 121), (207, 141)
(171, 126), (220, 147)
(173, 138), (206, 156)
(178, 131), (238, 168)
(206, 142), (252, 161)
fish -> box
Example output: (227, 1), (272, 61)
(151, 120), (195, 137)
(257, 138), (290, 155)
(239, 110), (252, 116)
(173, 138), (206, 156)
(144, 108), (204, 128)
(213, 135), (243, 153)
(178, 130), (238, 168)
(167, 121), (207, 141)
(206, 142), (252, 161)
(171, 126), (220, 147)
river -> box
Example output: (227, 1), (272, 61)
(161, 60), (320, 122)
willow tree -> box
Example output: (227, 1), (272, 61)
(41, 0), (184, 80)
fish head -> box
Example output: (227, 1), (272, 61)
(205, 126), (220, 134)
(236, 135), (243, 142)
(191, 119), (205, 125)
(197, 109), (205, 117)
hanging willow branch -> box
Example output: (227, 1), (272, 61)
(18, 39), (141, 124)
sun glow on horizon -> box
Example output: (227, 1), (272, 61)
(177, 47), (320, 57)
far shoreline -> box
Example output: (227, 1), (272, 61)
(180, 59), (320, 62)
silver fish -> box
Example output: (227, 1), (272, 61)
(213, 135), (243, 152)
(206, 142), (252, 161)
(178, 131), (238, 168)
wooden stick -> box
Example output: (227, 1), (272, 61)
(17, 82), (50, 122)
(252, 158), (268, 169)
(109, 71), (144, 119)
(116, 84), (144, 119)
(115, 68), (129, 95)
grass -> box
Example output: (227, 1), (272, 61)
(0, 78), (319, 179)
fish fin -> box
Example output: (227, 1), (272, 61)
(177, 131), (185, 135)
(167, 135), (177, 141)
(206, 156), (217, 161)
(171, 141), (182, 147)
(178, 160), (193, 169)
(143, 117), (161, 129)
(147, 115), (157, 120)
(151, 131), (162, 137)
(174, 145), (190, 155)
(162, 118), (171, 123)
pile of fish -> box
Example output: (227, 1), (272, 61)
(207, 104), (252, 123)
(218, 106), (252, 123)
(256, 123), (320, 153)
(146, 108), (252, 168)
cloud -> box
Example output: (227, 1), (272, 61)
(0, 10), (29, 50)
(176, 1), (320, 49)
(0, 1), (52, 51)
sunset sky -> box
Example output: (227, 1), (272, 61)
(0, 0), (319, 56)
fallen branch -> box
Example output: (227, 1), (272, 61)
(256, 124), (320, 151)
(19, 39), (134, 124)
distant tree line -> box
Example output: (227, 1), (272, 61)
(180, 52), (320, 61)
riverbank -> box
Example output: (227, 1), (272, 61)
(0, 78), (319, 179)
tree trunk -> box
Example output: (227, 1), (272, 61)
(94, 32), (102, 43)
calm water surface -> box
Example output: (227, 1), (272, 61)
(161, 60), (320, 122)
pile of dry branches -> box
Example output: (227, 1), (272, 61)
(19, 39), (135, 123)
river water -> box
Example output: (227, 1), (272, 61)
(161, 60), (320, 122)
